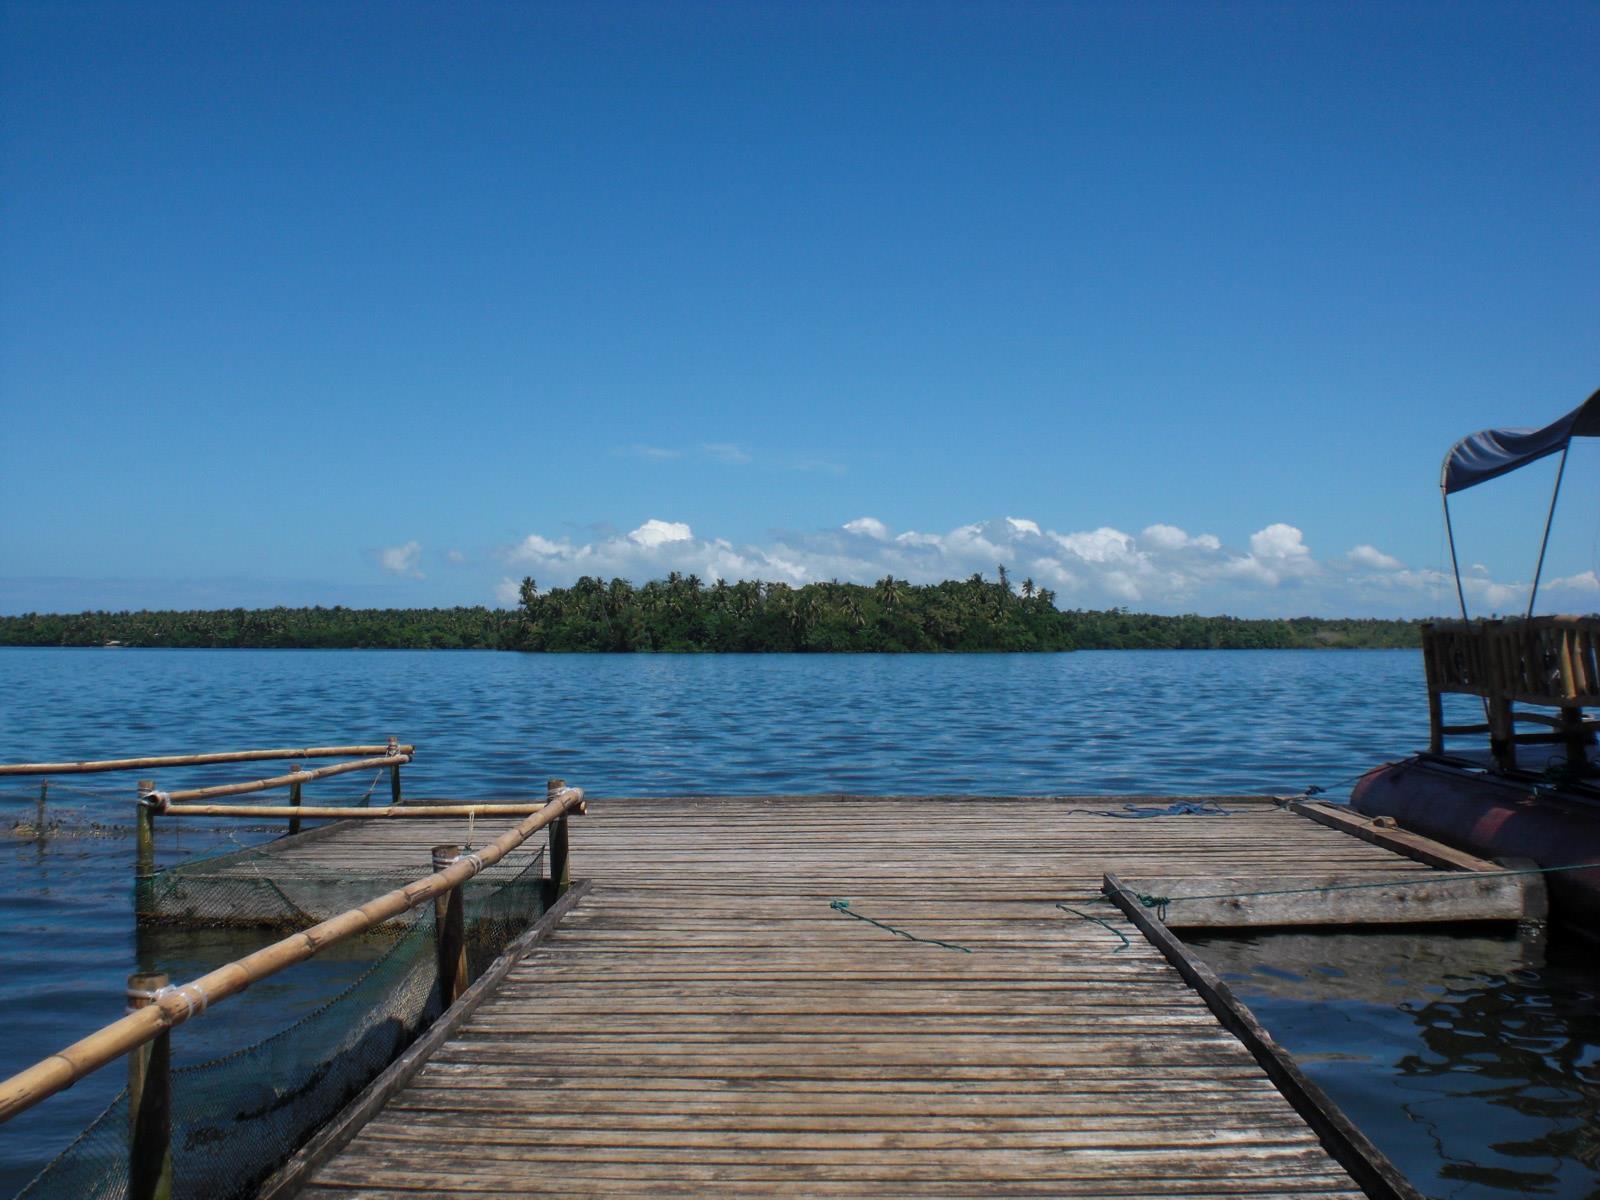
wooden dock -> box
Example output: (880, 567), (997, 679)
(243, 794), (1519, 1198)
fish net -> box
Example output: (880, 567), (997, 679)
(14, 850), (545, 1200)
(136, 839), (547, 928)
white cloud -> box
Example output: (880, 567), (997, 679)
(1545, 570), (1600, 593)
(378, 540), (423, 579)
(493, 515), (1562, 617)
(790, 457), (847, 475)
(1347, 544), (1404, 571)
(702, 442), (752, 464)
(629, 519), (693, 548)
(617, 444), (682, 461)
(1141, 524), (1190, 551)
(1250, 523), (1311, 561)
(1139, 524), (1224, 554)
(510, 533), (573, 560)
(494, 577), (521, 606)
(844, 517), (890, 540)
(1052, 527), (1139, 565)
(445, 548), (468, 565)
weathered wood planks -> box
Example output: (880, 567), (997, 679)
(284, 796), (1443, 1198)
(1119, 870), (1541, 928)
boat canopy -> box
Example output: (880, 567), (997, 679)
(1442, 387), (1600, 494)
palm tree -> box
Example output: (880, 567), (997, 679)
(876, 575), (903, 612)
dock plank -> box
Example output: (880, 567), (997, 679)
(286, 796), (1422, 1197)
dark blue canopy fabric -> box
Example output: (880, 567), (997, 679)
(1441, 387), (1600, 494)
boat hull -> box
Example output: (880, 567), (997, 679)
(1351, 756), (1600, 935)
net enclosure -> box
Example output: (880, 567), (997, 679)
(137, 834), (547, 929)
(15, 848), (545, 1200)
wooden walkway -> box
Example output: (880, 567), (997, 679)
(280, 795), (1444, 1198)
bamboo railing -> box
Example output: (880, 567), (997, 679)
(0, 781), (585, 1126)
(3, 737), (416, 843)
(0, 745), (416, 776)
(149, 753), (411, 804)
(1423, 616), (1600, 771)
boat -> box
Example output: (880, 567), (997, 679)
(1351, 387), (1600, 937)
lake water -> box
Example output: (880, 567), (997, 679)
(1, 647), (1595, 1197)
(1196, 930), (1600, 1199)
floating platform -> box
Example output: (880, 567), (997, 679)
(204, 794), (1546, 1200)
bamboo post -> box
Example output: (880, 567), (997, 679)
(547, 778), (569, 904)
(431, 845), (468, 1007)
(126, 973), (172, 1200)
(35, 780), (47, 835)
(388, 737), (402, 805)
(135, 780), (156, 880)
(287, 764), (302, 836)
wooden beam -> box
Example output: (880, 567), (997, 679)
(1290, 799), (1504, 872)
(1120, 871), (1542, 929)
(1102, 872), (1424, 1200)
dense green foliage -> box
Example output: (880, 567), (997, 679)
(511, 572), (1424, 651)
(0, 606), (519, 649)
(0, 573), (1427, 651)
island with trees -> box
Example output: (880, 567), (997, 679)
(0, 571), (1427, 652)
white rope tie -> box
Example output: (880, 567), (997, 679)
(125, 982), (208, 1019)
(157, 983), (208, 1020)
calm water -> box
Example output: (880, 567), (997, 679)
(0, 647), (1594, 1196)
(1199, 932), (1600, 1199)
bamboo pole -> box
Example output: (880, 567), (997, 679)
(154, 754), (409, 805)
(287, 763), (304, 835)
(546, 778), (570, 903)
(0, 746), (415, 777)
(35, 780), (47, 834)
(432, 845), (468, 1007)
(0, 786), (585, 1123)
(160, 802), (554, 819)
(126, 973), (172, 1200)
(135, 780), (156, 880)
(388, 736), (402, 805)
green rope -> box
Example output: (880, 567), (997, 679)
(829, 899), (971, 953)
(1133, 859), (1600, 915)
(1056, 901), (1130, 951)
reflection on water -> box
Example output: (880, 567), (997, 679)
(1196, 931), (1600, 1199)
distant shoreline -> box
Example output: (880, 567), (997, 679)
(0, 575), (1428, 652)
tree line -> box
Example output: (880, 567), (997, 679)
(0, 571), (1426, 651)
(0, 606), (520, 649)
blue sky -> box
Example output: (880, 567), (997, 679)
(2, 1), (1596, 618)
